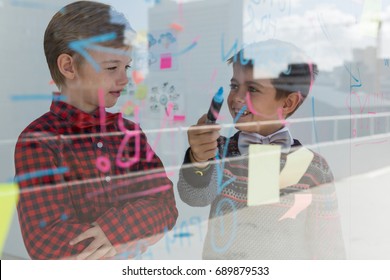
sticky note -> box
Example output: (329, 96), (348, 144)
(173, 115), (186, 122)
(132, 70), (144, 85)
(279, 194), (312, 221)
(135, 84), (148, 100)
(0, 183), (19, 255)
(134, 30), (148, 45)
(121, 101), (136, 116)
(247, 145), (281, 206)
(279, 147), (314, 189)
(360, 0), (382, 37)
(160, 53), (172, 69)
(170, 22), (184, 32)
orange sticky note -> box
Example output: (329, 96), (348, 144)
(0, 183), (19, 255)
(170, 22), (184, 32)
(279, 194), (312, 221)
(132, 70), (144, 85)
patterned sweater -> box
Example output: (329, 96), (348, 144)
(177, 132), (346, 259)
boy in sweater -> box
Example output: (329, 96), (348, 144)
(177, 40), (345, 259)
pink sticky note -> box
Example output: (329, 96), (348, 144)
(173, 115), (186, 122)
(160, 53), (172, 69)
(279, 194), (312, 221)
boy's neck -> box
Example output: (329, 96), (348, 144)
(243, 125), (286, 137)
(60, 89), (98, 114)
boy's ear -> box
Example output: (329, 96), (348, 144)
(282, 92), (301, 116)
(57, 54), (76, 80)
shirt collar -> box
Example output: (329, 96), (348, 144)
(50, 101), (119, 129)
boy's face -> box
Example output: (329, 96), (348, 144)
(68, 48), (131, 113)
(227, 63), (287, 136)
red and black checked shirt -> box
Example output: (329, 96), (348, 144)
(14, 101), (178, 259)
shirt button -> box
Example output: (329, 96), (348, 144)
(105, 176), (111, 182)
(97, 142), (103, 148)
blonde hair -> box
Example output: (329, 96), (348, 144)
(44, 1), (133, 88)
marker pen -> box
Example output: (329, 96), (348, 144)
(206, 87), (224, 123)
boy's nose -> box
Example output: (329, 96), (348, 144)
(117, 71), (129, 87)
(233, 89), (247, 103)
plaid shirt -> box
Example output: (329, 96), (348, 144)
(14, 101), (178, 259)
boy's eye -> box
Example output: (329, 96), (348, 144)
(248, 86), (259, 93)
(229, 84), (238, 90)
(106, 66), (117, 71)
(125, 65), (131, 71)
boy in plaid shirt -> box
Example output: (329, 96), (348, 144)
(14, 1), (177, 260)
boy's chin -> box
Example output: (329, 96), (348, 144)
(234, 123), (258, 133)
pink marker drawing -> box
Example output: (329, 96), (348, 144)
(116, 107), (141, 169)
(279, 194), (312, 221)
(245, 92), (286, 124)
(98, 88), (106, 134)
(96, 156), (111, 173)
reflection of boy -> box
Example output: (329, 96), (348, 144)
(14, 1), (177, 260)
(177, 40), (345, 259)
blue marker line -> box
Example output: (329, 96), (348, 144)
(215, 106), (246, 194)
(86, 44), (129, 56)
(173, 233), (193, 238)
(210, 198), (237, 253)
(13, 167), (69, 183)
(10, 94), (66, 102)
(10, 0), (61, 10)
(345, 64), (362, 89)
(172, 40), (198, 57)
(69, 32), (117, 72)
(311, 97), (320, 149)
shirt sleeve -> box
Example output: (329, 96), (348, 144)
(15, 132), (92, 260)
(95, 131), (178, 252)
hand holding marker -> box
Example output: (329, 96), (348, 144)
(206, 87), (224, 123)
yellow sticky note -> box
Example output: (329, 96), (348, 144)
(279, 147), (314, 189)
(135, 84), (148, 100)
(247, 145), (281, 206)
(360, 0), (382, 38)
(0, 183), (19, 255)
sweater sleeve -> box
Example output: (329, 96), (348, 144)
(177, 148), (220, 207)
(303, 154), (346, 259)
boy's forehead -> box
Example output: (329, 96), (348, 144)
(232, 65), (274, 86)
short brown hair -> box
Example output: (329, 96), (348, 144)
(228, 40), (318, 117)
(44, 1), (133, 88)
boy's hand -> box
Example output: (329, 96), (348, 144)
(188, 114), (221, 167)
(70, 222), (117, 260)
